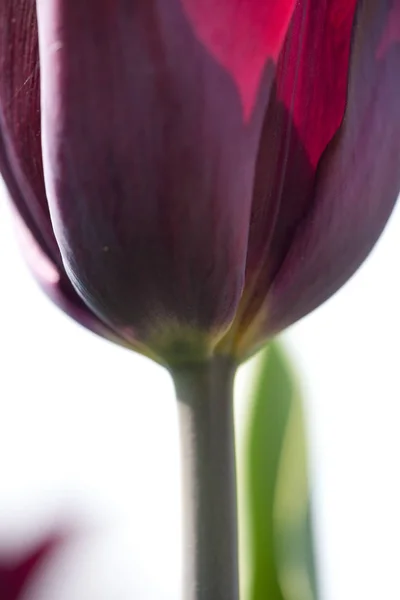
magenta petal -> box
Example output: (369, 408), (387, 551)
(180, 0), (296, 118)
(248, 0), (400, 351)
(36, 0), (275, 359)
(220, 0), (358, 352)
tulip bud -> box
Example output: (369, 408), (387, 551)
(0, 0), (399, 365)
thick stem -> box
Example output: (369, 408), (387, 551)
(171, 357), (239, 600)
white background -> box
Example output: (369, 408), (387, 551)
(0, 180), (399, 600)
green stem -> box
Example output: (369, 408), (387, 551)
(171, 357), (239, 600)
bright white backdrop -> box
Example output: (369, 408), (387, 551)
(0, 179), (399, 600)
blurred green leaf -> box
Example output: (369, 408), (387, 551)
(237, 342), (318, 600)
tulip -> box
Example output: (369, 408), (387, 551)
(0, 0), (398, 364)
(0, 2), (399, 599)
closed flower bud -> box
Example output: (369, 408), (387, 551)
(0, 0), (399, 364)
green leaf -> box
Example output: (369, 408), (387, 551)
(236, 342), (318, 600)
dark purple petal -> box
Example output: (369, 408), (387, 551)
(13, 209), (135, 351)
(36, 0), (279, 361)
(240, 0), (400, 354)
(218, 0), (358, 353)
(0, 1), (124, 348)
(0, 0), (56, 261)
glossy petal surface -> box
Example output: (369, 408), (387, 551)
(0, 0), (119, 346)
(36, 0), (290, 359)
